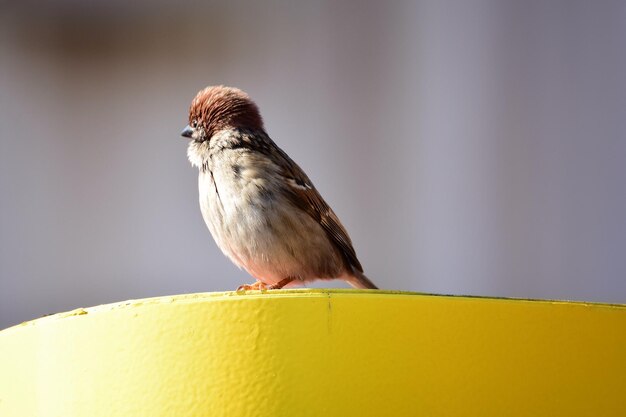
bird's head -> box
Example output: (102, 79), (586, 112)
(181, 85), (264, 142)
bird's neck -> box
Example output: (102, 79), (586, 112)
(187, 128), (257, 171)
(187, 139), (212, 170)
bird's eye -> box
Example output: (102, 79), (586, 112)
(191, 120), (198, 128)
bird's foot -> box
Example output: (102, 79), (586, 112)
(268, 277), (295, 290)
(236, 280), (268, 292)
(235, 277), (295, 292)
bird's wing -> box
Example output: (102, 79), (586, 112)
(269, 141), (364, 273)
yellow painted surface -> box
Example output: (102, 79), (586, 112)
(0, 290), (625, 416)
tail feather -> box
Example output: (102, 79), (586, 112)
(346, 269), (378, 289)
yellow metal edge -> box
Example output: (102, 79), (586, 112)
(2, 288), (625, 417)
(2, 288), (624, 334)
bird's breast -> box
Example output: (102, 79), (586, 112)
(197, 149), (344, 283)
(197, 151), (282, 264)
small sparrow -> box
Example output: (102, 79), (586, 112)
(181, 86), (377, 290)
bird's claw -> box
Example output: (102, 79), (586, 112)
(236, 281), (268, 292)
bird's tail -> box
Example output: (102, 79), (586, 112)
(346, 268), (378, 289)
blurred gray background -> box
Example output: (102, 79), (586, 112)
(1, 0), (625, 329)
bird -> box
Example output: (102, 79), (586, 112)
(181, 85), (377, 291)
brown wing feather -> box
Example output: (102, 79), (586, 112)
(270, 143), (364, 272)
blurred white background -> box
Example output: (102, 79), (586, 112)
(1, 0), (625, 329)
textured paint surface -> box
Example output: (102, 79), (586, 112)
(0, 290), (625, 417)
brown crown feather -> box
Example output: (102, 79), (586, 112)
(189, 86), (264, 138)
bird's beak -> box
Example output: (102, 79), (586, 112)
(181, 125), (194, 138)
